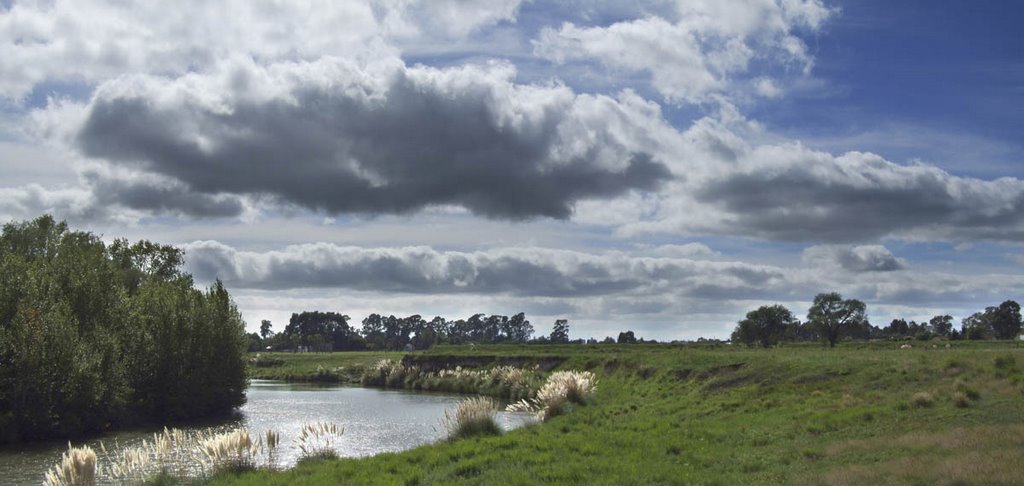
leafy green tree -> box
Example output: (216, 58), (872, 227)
(0, 215), (248, 443)
(617, 330), (637, 344)
(260, 319), (273, 339)
(929, 315), (953, 337)
(735, 305), (797, 348)
(550, 319), (570, 343)
(807, 292), (867, 347)
(962, 312), (991, 340)
(990, 301), (1022, 340)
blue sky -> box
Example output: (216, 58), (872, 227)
(753, 1), (1024, 178)
(1, 1), (1022, 340)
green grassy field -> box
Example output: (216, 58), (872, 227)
(219, 342), (1024, 485)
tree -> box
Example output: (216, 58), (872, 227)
(617, 330), (637, 344)
(550, 319), (570, 343)
(928, 315), (953, 337)
(807, 292), (867, 347)
(962, 312), (990, 340)
(735, 304), (797, 348)
(260, 319), (274, 339)
(0, 215), (248, 443)
(885, 318), (909, 338)
(990, 300), (1022, 340)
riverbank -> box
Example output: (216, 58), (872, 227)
(215, 342), (1024, 484)
(246, 351), (403, 383)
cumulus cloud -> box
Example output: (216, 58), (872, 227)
(0, 0), (524, 100)
(533, 0), (834, 103)
(603, 109), (1024, 243)
(802, 245), (907, 272)
(59, 58), (672, 220)
(182, 240), (796, 299)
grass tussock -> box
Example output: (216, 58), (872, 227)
(295, 422), (343, 463)
(952, 391), (970, 408)
(910, 391), (935, 408)
(200, 429), (263, 474)
(442, 397), (502, 440)
(44, 444), (97, 486)
(507, 370), (598, 420)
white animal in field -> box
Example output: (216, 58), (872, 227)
(900, 344), (912, 349)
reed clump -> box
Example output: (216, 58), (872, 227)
(48, 424), (306, 484)
(296, 422), (344, 463)
(361, 361), (542, 400)
(44, 444), (97, 486)
(442, 397), (502, 440)
(507, 370), (598, 420)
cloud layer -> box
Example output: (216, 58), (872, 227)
(535, 0), (833, 103)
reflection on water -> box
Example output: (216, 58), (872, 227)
(0, 380), (531, 485)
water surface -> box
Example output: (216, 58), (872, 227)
(0, 380), (530, 484)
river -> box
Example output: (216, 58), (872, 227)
(0, 380), (531, 484)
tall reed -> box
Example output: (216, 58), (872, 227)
(507, 370), (598, 420)
(295, 422), (344, 462)
(442, 396), (502, 439)
(44, 444), (97, 486)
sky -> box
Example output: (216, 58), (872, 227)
(1, 0), (1022, 340)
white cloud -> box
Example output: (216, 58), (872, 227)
(0, 0), (525, 100)
(533, 0), (834, 103)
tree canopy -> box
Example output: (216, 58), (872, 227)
(0, 215), (248, 444)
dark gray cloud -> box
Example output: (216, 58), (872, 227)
(693, 151), (1024, 243)
(802, 245), (906, 272)
(84, 171), (247, 219)
(74, 62), (670, 220)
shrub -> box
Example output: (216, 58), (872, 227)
(954, 379), (981, 401)
(994, 354), (1016, 371)
(442, 397), (502, 440)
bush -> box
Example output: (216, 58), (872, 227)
(994, 354), (1016, 371)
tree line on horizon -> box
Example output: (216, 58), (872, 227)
(731, 292), (1023, 348)
(251, 312), (579, 352)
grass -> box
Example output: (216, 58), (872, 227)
(210, 342), (1024, 484)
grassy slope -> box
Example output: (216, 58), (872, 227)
(219, 343), (1024, 485)
(247, 351), (403, 382)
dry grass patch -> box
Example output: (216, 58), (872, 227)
(910, 391), (935, 408)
